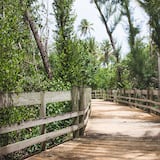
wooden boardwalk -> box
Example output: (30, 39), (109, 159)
(26, 99), (160, 160)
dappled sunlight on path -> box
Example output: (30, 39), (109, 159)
(26, 99), (160, 160)
(86, 99), (160, 138)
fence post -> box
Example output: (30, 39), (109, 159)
(149, 88), (153, 101)
(71, 86), (80, 138)
(133, 89), (137, 107)
(104, 89), (105, 99)
(113, 90), (117, 103)
(105, 90), (108, 100)
(79, 87), (85, 136)
(110, 90), (113, 101)
(128, 90), (131, 107)
(148, 88), (153, 113)
(40, 92), (46, 151)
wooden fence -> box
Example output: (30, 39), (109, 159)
(0, 87), (91, 156)
(92, 89), (105, 99)
(92, 89), (160, 115)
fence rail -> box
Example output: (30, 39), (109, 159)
(92, 89), (105, 99)
(92, 89), (160, 115)
(0, 87), (91, 156)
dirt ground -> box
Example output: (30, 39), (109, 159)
(26, 99), (160, 160)
(86, 100), (160, 138)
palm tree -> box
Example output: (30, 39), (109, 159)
(100, 40), (113, 66)
(78, 19), (94, 38)
(92, 0), (122, 52)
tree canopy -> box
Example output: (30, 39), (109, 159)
(0, 0), (159, 90)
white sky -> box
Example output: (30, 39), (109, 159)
(73, 0), (107, 42)
(73, 0), (149, 56)
(39, 0), (149, 56)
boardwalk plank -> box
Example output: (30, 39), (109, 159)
(26, 99), (160, 160)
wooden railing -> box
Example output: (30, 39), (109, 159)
(92, 89), (160, 115)
(92, 89), (105, 99)
(0, 87), (91, 156)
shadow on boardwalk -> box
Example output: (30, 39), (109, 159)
(26, 99), (160, 160)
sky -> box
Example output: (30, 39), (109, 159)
(73, 0), (107, 42)
(73, 0), (149, 56)
(38, 0), (149, 56)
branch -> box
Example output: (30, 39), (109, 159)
(25, 10), (52, 80)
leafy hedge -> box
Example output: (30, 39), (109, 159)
(0, 100), (72, 160)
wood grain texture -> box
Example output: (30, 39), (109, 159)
(0, 124), (79, 155)
(0, 89), (91, 156)
(0, 91), (71, 108)
(25, 100), (160, 160)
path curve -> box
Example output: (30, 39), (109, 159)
(26, 99), (160, 160)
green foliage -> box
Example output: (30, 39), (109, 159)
(52, 0), (98, 87)
(121, 0), (139, 50)
(124, 40), (157, 88)
(93, 67), (116, 89)
(0, 0), (42, 92)
(45, 101), (72, 147)
(0, 100), (72, 159)
(78, 19), (94, 38)
(51, 38), (97, 86)
(100, 40), (114, 66)
(93, 40), (157, 90)
(138, 0), (160, 51)
(0, 106), (39, 127)
(53, 0), (75, 55)
(0, 0), (75, 159)
(0, 1), (26, 91)
(67, 39), (97, 86)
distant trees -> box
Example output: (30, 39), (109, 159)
(78, 19), (94, 38)
(120, 0), (139, 50)
(91, 0), (158, 89)
(137, 0), (160, 89)
(52, 0), (97, 86)
(125, 41), (156, 88)
(1, 0), (159, 91)
(92, 0), (123, 88)
(100, 40), (114, 67)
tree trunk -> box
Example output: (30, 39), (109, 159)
(93, 0), (122, 88)
(157, 54), (160, 100)
(93, 0), (116, 52)
(158, 54), (160, 90)
(25, 10), (52, 80)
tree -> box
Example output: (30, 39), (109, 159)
(52, 0), (76, 83)
(24, 2), (53, 79)
(120, 0), (139, 51)
(100, 40), (114, 66)
(92, 0), (123, 88)
(0, 0), (29, 91)
(125, 40), (156, 88)
(53, 0), (75, 54)
(78, 19), (94, 38)
(119, 0), (141, 88)
(52, 0), (98, 86)
(137, 0), (160, 89)
(92, 0), (116, 51)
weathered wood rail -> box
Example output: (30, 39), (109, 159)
(0, 87), (91, 156)
(92, 89), (160, 115)
(25, 99), (160, 160)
